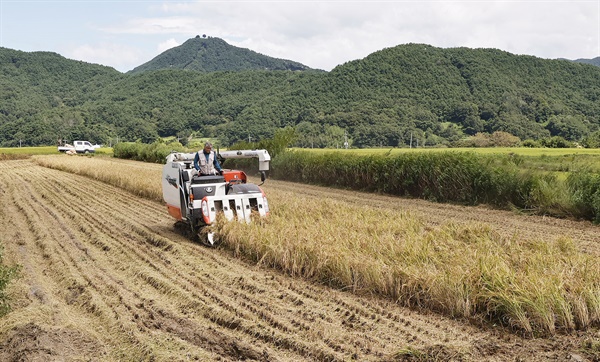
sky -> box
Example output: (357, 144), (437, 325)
(0, 0), (599, 73)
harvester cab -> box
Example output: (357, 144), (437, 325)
(161, 149), (271, 245)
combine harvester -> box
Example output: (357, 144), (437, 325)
(162, 149), (270, 245)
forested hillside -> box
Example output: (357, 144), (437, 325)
(129, 36), (314, 74)
(2, 42), (600, 148)
(0, 48), (124, 145)
(575, 57), (600, 67)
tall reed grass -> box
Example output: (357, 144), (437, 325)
(113, 141), (186, 164)
(271, 150), (598, 221)
(272, 151), (535, 205)
(567, 171), (600, 223)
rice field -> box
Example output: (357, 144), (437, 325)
(2, 155), (600, 360)
(33, 154), (600, 335)
(297, 147), (600, 156)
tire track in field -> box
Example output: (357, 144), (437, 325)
(2, 162), (381, 360)
(27, 165), (330, 355)
(6, 164), (159, 359)
(1, 159), (596, 362)
(28, 165), (386, 357)
(13, 165), (271, 360)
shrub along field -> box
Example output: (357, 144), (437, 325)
(32, 154), (600, 337)
(299, 147), (600, 173)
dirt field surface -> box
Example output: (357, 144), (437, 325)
(1, 159), (600, 361)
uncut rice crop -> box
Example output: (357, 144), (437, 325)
(33, 155), (163, 201)
(0, 146), (57, 155)
(217, 188), (600, 335)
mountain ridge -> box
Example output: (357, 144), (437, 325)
(2, 41), (600, 148)
(574, 56), (600, 67)
(128, 36), (317, 74)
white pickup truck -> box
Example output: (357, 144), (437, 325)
(57, 140), (96, 154)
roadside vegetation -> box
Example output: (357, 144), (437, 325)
(112, 141), (186, 163)
(33, 155), (600, 335)
(112, 127), (295, 165)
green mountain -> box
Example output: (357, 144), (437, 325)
(1, 42), (600, 148)
(128, 36), (315, 74)
(0, 47), (124, 145)
(574, 57), (600, 67)
(320, 45), (600, 146)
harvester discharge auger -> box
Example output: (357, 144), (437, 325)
(162, 149), (270, 245)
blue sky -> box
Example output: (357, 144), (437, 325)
(1, 0), (599, 73)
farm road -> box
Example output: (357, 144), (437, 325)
(0, 159), (598, 361)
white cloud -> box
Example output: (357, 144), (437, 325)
(157, 38), (180, 53)
(67, 43), (142, 71)
(100, 16), (200, 35)
(161, 1), (598, 69)
(65, 1), (600, 71)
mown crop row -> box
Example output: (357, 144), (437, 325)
(270, 150), (600, 223)
(0, 245), (19, 317)
(0, 159), (22, 316)
(0, 153), (29, 161)
(33, 155), (600, 335)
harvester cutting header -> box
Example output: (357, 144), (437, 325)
(162, 148), (271, 245)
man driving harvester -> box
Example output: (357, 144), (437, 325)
(194, 142), (223, 176)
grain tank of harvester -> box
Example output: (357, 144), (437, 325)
(161, 149), (270, 245)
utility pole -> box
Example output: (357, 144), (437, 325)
(410, 132), (413, 149)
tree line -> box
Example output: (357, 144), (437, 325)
(1, 43), (600, 148)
